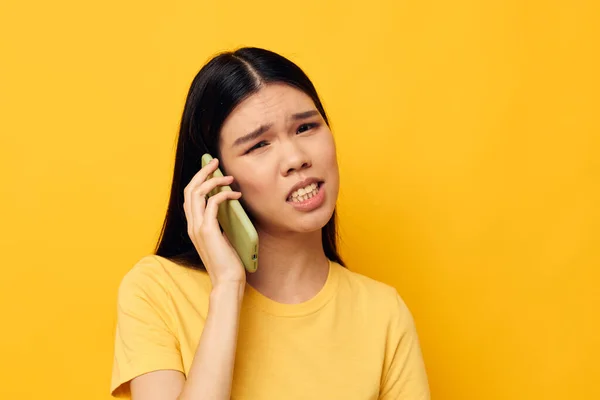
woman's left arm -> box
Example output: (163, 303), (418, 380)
(379, 290), (431, 400)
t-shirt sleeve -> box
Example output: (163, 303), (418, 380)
(379, 290), (431, 400)
(110, 257), (184, 398)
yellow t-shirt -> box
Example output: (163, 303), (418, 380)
(111, 255), (430, 399)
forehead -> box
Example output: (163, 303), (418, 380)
(220, 83), (316, 138)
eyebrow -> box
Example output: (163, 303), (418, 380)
(232, 109), (320, 147)
(291, 109), (319, 120)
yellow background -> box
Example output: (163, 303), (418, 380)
(1, 0), (598, 399)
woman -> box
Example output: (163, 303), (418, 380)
(111, 47), (430, 400)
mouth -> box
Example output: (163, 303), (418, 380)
(286, 181), (324, 203)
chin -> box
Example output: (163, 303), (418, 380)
(253, 203), (332, 235)
(293, 215), (331, 233)
(288, 202), (336, 233)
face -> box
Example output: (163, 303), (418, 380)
(218, 83), (339, 235)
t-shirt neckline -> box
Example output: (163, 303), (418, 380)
(243, 259), (340, 317)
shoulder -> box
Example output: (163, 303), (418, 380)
(118, 255), (170, 295)
(117, 254), (211, 305)
(335, 263), (413, 322)
(336, 263), (400, 303)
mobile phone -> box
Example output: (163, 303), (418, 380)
(201, 153), (258, 273)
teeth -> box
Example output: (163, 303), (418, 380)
(290, 183), (320, 202)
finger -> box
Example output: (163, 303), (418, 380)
(187, 177), (233, 230)
(204, 190), (243, 229)
(185, 158), (221, 195)
(196, 175), (234, 200)
(187, 175), (234, 225)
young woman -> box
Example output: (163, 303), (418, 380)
(111, 47), (430, 400)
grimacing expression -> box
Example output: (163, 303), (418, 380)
(218, 83), (339, 235)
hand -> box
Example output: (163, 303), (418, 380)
(183, 158), (246, 287)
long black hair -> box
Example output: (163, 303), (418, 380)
(154, 47), (345, 269)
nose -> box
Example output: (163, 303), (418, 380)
(280, 140), (311, 176)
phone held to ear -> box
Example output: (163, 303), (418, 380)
(201, 153), (259, 273)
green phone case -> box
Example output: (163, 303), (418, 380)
(201, 153), (259, 273)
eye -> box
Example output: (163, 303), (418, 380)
(297, 122), (319, 134)
(246, 140), (268, 154)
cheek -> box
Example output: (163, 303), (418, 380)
(318, 133), (338, 168)
(241, 180), (268, 197)
(320, 135), (340, 195)
(234, 176), (275, 214)
(227, 162), (267, 196)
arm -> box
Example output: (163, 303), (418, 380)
(379, 291), (430, 400)
(130, 283), (244, 400)
(130, 157), (246, 399)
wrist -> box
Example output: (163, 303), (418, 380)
(210, 281), (245, 301)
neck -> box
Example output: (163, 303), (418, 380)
(245, 228), (330, 304)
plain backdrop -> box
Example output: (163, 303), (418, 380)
(1, 0), (598, 399)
